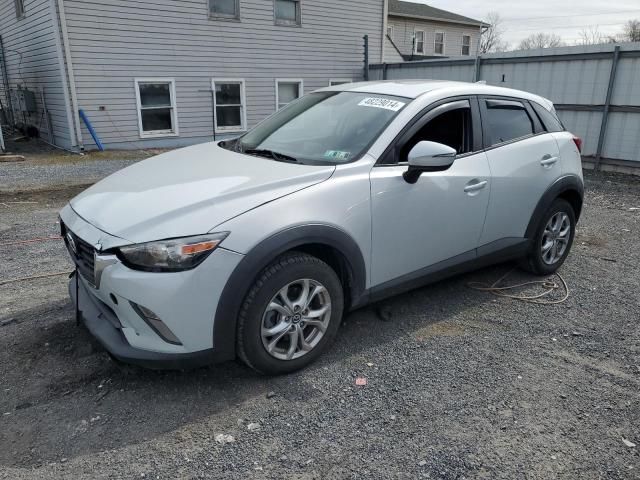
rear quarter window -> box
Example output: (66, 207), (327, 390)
(531, 102), (565, 133)
(484, 100), (534, 146)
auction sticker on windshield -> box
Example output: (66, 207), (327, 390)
(324, 150), (352, 161)
(358, 97), (406, 112)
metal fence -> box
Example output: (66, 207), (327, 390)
(370, 42), (640, 169)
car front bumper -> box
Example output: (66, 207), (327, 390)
(69, 273), (220, 370)
(60, 204), (245, 369)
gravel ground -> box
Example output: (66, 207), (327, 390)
(0, 138), (164, 193)
(0, 172), (638, 479)
(0, 159), (140, 193)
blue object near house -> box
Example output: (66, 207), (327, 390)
(79, 109), (104, 151)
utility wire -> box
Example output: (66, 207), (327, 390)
(501, 9), (640, 23)
(501, 22), (633, 33)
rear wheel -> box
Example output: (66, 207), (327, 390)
(523, 198), (576, 275)
(237, 252), (344, 375)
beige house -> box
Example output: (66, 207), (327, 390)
(384, 0), (483, 62)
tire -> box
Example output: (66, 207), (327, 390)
(522, 198), (576, 275)
(236, 252), (344, 375)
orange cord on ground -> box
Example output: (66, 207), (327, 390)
(0, 271), (71, 287)
(0, 236), (62, 247)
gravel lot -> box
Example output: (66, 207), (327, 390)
(0, 170), (638, 479)
(0, 159), (139, 193)
(0, 138), (161, 193)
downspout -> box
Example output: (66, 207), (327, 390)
(0, 35), (15, 126)
(50, 0), (77, 147)
(473, 22), (486, 82)
(381, 0), (388, 63)
(56, 0), (84, 149)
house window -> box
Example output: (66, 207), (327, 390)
(387, 25), (393, 38)
(134, 79), (178, 138)
(414, 30), (425, 54)
(213, 79), (246, 132)
(15, 0), (25, 18)
(435, 32), (445, 55)
(275, 0), (301, 26)
(462, 35), (471, 56)
(329, 79), (352, 86)
(209, 0), (240, 20)
(276, 79), (303, 110)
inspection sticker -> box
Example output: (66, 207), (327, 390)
(324, 150), (352, 161)
(358, 97), (405, 111)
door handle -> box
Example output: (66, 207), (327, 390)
(541, 155), (559, 167)
(464, 180), (488, 193)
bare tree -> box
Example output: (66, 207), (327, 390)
(578, 26), (606, 45)
(480, 12), (510, 53)
(518, 33), (565, 50)
(598, 20), (640, 44)
(622, 19), (640, 42)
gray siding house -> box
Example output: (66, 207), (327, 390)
(384, 0), (483, 62)
(0, 0), (385, 150)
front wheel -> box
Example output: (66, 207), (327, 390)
(523, 198), (576, 275)
(236, 252), (344, 375)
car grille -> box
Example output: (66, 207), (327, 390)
(61, 223), (96, 286)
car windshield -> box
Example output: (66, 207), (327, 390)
(226, 91), (409, 165)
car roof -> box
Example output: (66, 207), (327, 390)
(319, 80), (554, 109)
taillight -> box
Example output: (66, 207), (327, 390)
(572, 136), (583, 153)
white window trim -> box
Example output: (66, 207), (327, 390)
(434, 31), (446, 55)
(134, 78), (179, 139)
(275, 78), (303, 111)
(212, 78), (247, 134)
(461, 35), (472, 56)
(414, 29), (425, 54)
(329, 79), (352, 86)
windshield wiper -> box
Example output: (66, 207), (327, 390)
(244, 148), (299, 163)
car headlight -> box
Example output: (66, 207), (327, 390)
(116, 233), (229, 272)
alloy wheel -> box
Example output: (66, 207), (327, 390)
(260, 279), (332, 361)
(541, 211), (571, 265)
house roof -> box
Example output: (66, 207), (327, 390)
(388, 0), (484, 26)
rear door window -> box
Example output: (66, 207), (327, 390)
(483, 99), (535, 146)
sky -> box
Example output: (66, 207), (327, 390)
(402, 0), (640, 46)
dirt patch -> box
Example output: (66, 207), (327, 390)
(576, 234), (609, 248)
(1, 137), (171, 165)
(26, 148), (170, 166)
(0, 185), (90, 204)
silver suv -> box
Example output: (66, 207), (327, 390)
(60, 80), (584, 374)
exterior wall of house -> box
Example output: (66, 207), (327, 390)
(61, 0), (384, 149)
(0, 0), (73, 148)
(384, 36), (405, 63)
(385, 15), (480, 60)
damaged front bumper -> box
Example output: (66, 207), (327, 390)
(69, 273), (218, 370)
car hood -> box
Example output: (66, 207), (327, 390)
(70, 142), (335, 244)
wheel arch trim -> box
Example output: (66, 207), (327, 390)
(212, 224), (368, 361)
(525, 175), (584, 239)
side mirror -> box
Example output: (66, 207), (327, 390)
(403, 141), (457, 184)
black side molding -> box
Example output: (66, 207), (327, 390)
(212, 224), (368, 362)
(368, 238), (529, 304)
(525, 175), (584, 239)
